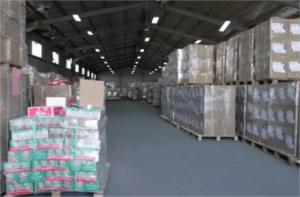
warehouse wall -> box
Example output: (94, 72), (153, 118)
(98, 67), (161, 87)
(26, 32), (92, 80)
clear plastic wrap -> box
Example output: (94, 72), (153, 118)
(215, 42), (226, 84)
(238, 29), (254, 82)
(225, 35), (239, 82)
(105, 82), (116, 90)
(236, 82), (299, 158)
(161, 85), (236, 136)
(4, 112), (108, 195)
(106, 89), (121, 100)
(21, 65), (40, 86)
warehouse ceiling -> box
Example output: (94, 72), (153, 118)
(26, 0), (299, 74)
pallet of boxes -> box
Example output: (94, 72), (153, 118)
(3, 79), (109, 197)
(233, 17), (300, 166)
(161, 44), (237, 141)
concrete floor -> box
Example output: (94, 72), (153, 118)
(105, 100), (299, 196)
(25, 100), (299, 197)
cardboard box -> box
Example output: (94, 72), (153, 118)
(33, 85), (73, 106)
(288, 18), (300, 40)
(79, 79), (105, 108)
(28, 106), (65, 117)
(288, 56), (300, 79)
(39, 77), (49, 86)
(187, 70), (214, 84)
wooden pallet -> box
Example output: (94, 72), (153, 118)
(161, 115), (238, 141)
(238, 135), (299, 167)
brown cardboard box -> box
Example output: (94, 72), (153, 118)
(204, 102), (219, 120)
(215, 42), (226, 84)
(39, 77), (49, 86)
(264, 55), (288, 79)
(239, 28), (254, 82)
(288, 56), (300, 79)
(288, 18), (300, 40)
(287, 39), (300, 55)
(220, 119), (235, 136)
(79, 79), (105, 108)
(269, 17), (289, 40)
(204, 119), (220, 136)
(183, 44), (215, 58)
(187, 70), (214, 84)
(33, 85), (73, 106)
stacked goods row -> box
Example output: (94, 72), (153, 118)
(146, 83), (160, 103)
(127, 82), (160, 101)
(152, 87), (161, 107)
(0, 0), (27, 67)
(127, 82), (141, 99)
(161, 85), (236, 136)
(4, 108), (108, 196)
(236, 82), (299, 159)
(162, 45), (215, 85)
(105, 82), (120, 101)
(0, 65), (29, 193)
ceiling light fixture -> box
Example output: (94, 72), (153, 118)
(135, 62), (139, 64)
(145, 37), (150, 42)
(164, 62), (167, 65)
(152, 17), (159, 24)
(107, 65), (110, 67)
(219, 20), (231, 32)
(155, 69), (157, 71)
(104, 61), (107, 64)
(87, 31), (93, 35)
(140, 49), (144, 52)
(194, 40), (202, 44)
(137, 56), (141, 59)
(159, 66), (162, 68)
(95, 49), (100, 52)
(101, 56), (105, 59)
(73, 14), (81, 22)
(134, 65), (137, 68)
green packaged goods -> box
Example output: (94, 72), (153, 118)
(36, 139), (64, 150)
(65, 139), (101, 150)
(76, 171), (97, 182)
(35, 160), (58, 171)
(76, 150), (100, 162)
(49, 127), (99, 139)
(47, 149), (74, 161)
(10, 116), (62, 130)
(45, 170), (74, 181)
(36, 181), (62, 191)
(10, 140), (33, 151)
(8, 150), (47, 162)
(66, 107), (102, 119)
(3, 162), (31, 174)
(11, 128), (48, 140)
(6, 183), (33, 196)
(6, 171), (45, 184)
(63, 118), (100, 130)
(63, 181), (99, 192)
(59, 161), (97, 172)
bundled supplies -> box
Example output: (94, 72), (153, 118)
(4, 107), (108, 195)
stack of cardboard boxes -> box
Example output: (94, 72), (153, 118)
(0, 0), (27, 67)
(225, 35), (239, 82)
(215, 42), (226, 84)
(255, 17), (300, 80)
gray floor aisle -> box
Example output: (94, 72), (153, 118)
(104, 100), (299, 196)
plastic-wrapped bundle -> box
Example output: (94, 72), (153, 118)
(21, 65), (40, 86)
(237, 82), (299, 158)
(106, 89), (120, 100)
(147, 87), (154, 103)
(4, 112), (108, 195)
(235, 85), (247, 136)
(225, 35), (239, 82)
(105, 82), (116, 90)
(121, 87), (128, 97)
(238, 29), (254, 82)
(215, 42), (226, 84)
(141, 83), (150, 100)
(132, 88), (142, 100)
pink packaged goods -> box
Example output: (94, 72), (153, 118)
(28, 106), (65, 117)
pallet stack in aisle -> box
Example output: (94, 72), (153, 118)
(0, 0), (27, 67)
(152, 87), (161, 107)
(106, 82), (121, 101)
(3, 107), (109, 196)
(161, 44), (237, 141)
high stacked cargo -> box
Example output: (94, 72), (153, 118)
(215, 42), (226, 84)
(161, 85), (236, 137)
(225, 35), (239, 82)
(153, 87), (161, 107)
(254, 17), (300, 80)
(4, 108), (108, 196)
(236, 82), (299, 158)
(0, 0), (27, 67)
(106, 82), (120, 101)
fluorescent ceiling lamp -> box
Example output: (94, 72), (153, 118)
(152, 17), (159, 24)
(104, 61), (107, 64)
(140, 49), (144, 52)
(109, 68), (112, 70)
(137, 56), (141, 59)
(164, 62), (167, 65)
(159, 66), (162, 68)
(73, 14), (81, 22)
(155, 69), (157, 71)
(95, 49), (100, 52)
(219, 20), (231, 32)
(107, 65), (110, 67)
(87, 31), (93, 35)
(135, 62), (139, 64)
(145, 37), (150, 42)
(101, 56), (105, 59)
(194, 40), (202, 44)
(134, 65), (137, 68)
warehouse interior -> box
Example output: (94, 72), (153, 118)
(0, 0), (300, 196)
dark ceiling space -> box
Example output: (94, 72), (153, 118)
(26, 0), (299, 73)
